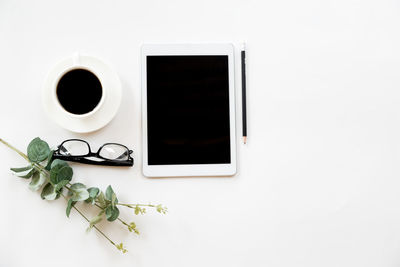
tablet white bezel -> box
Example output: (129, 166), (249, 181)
(141, 44), (237, 177)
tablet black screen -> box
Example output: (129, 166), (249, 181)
(146, 55), (231, 165)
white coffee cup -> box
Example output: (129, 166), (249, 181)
(53, 53), (106, 119)
(42, 53), (121, 133)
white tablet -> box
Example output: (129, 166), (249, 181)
(141, 44), (236, 177)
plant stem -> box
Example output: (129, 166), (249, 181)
(33, 162), (50, 175)
(61, 194), (116, 246)
(0, 138), (29, 161)
(118, 203), (156, 208)
(76, 207), (116, 246)
(94, 202), (104, 209)
(0, 138), (115, 246)
(1, 138), (125, 251)
(117, 218), (129, 226)
(0, 138), (50, 176)
(95, 200), (157, 209)
(93, 203), (134, 232)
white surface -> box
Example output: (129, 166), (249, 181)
(0, 0), (400, 266)
(141, 43), (237, 177)
(42, 53), (122, 133)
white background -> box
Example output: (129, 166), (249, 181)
(0, 0), (400, 266)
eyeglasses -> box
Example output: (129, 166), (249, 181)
(52, 139), (134, 166)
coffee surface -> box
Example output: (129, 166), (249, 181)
(56, 69), (102, 115)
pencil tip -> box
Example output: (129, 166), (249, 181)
(243, 136), (247, 144)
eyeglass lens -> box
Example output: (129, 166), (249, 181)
(60, 140), (90, 156)
(99, 144), (129, 161)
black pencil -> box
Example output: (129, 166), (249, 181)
(241, 43), (247, 144)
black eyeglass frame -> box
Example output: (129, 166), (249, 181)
(52, 139), (134, 167)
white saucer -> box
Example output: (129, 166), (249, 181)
(42, 54), (121, 133)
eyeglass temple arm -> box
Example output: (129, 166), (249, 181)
(52, 154), (133, 166)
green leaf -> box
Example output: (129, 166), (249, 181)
(50, 164), (73, 185)
(89, 215), (102, 228)
(68, 182), (85, 196)
(105, 185), (118, 206)
(97, 192), (107, 207)
(66, 199), (75, 218)
(105, 185), (113, 200)
(50, 159), (68, 169)
(57, 166), (73, 181)
(85, 187), (100, 204)
(88, 187), (100, 198)
(111, 193), (117, 207)
(15, 169), (35, 179)
(69, 183), (89, 201)
(71, 188), (89, 202)
(40, 183), (58, 200)
(27, 137), (50, 163)
(105, 205), (119, 221)
(44, 150), (54, 171)
(54, 179), (69, 192)
(69, 182), (85, 190)
(87, 210), (104, 231)
(29, 172), (46, 191)
(10, 166), (32, 172)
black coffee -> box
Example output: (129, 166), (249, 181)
(56, 69), (102, 115)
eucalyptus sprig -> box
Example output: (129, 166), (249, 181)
(0, 137), (167, 253)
